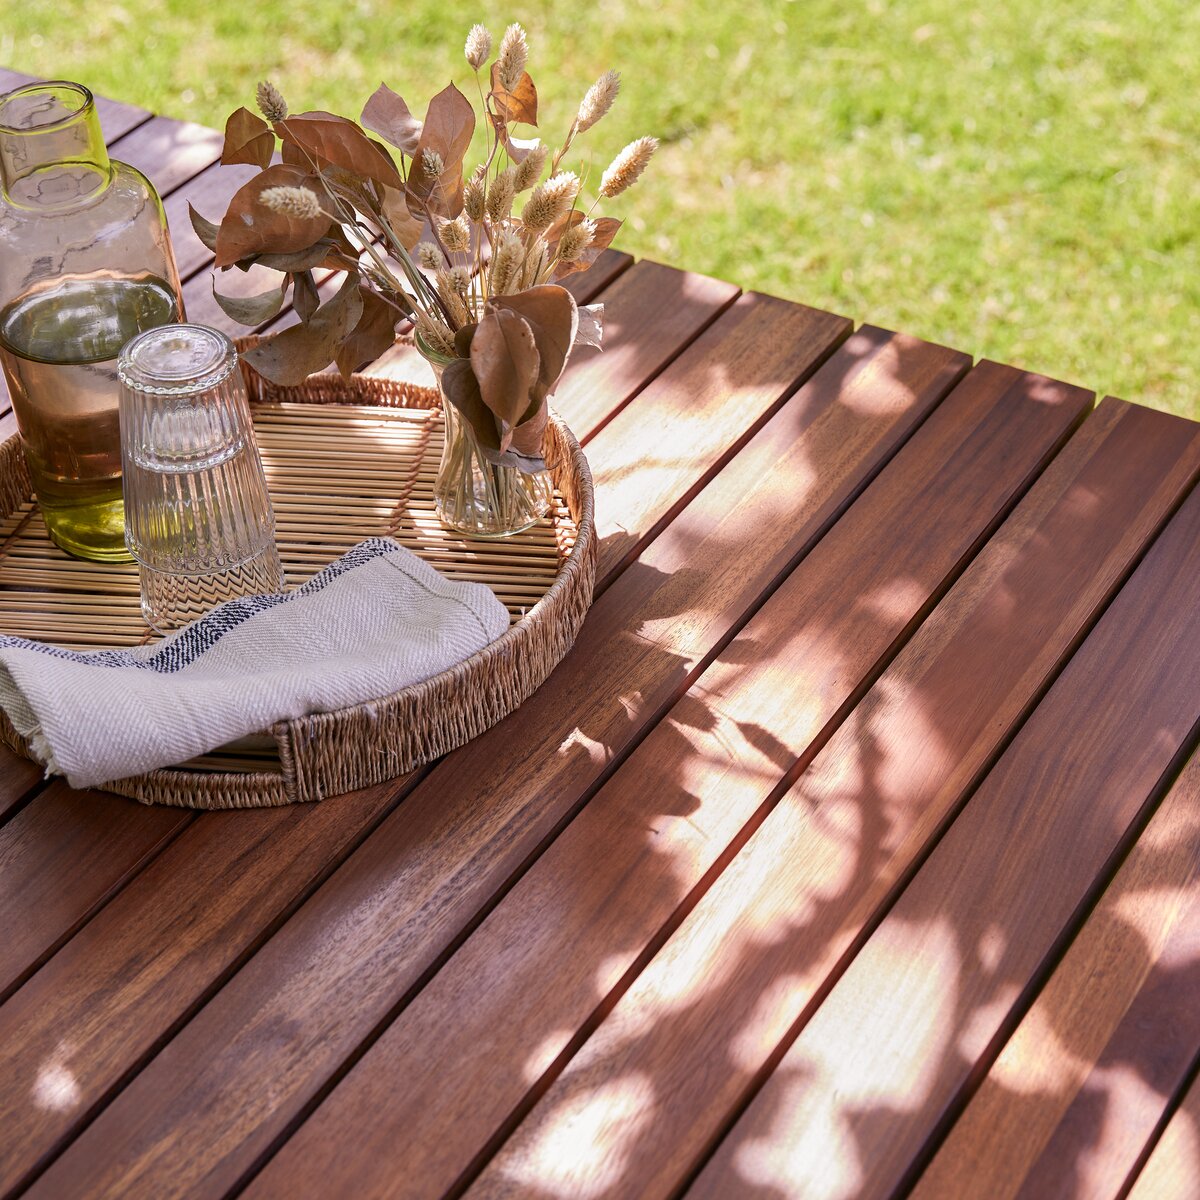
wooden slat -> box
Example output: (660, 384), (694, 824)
(103, 115), (223, 197)
(3, 293), (854, 1200)
(21, 315), (965, 1200)
(463, 399), (1200, 1199)
(0, 785), (188, 999)
(687, 472), (1200, 1200)
(0, 785), (408, 1196)
(538, 260), (738, 438)
(0, 69), (150, 141)
(914, 748), (1200, 1199)
(0, 251), (642, 981)
(0, 749), (45, 825)
(242, 361), (1091, 1200)
(1125, 1064), (1200, 1200)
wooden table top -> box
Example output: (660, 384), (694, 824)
(1, 70), (1198, 1200)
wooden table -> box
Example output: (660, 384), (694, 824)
(2, 72), (1198, 1200)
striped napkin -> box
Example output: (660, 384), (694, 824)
(0, 538), (509, 790)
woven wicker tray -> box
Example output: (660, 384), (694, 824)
(0, 356), (596, 808)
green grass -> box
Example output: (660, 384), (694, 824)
(5, 1), (1197, 415)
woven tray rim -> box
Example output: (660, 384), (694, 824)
(0, 351), (597, 808)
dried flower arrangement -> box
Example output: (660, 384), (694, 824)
(192, 22), (657, 475)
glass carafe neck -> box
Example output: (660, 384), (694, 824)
(0, 81), (111, 211)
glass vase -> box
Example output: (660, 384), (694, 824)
(420, 342), (554, 538)
(0, 81), (184, 562)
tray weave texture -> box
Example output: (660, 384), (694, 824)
(0, 352), (596, 808)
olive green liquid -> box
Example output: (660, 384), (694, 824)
(0, 275), (178, 561)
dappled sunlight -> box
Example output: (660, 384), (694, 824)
(854, 576), (928, 624)
(1113, 885), (1198, 953)
(730, 916), (960, 1200)
(32, 1042), (81, 1114)
(839, 333), (920, 415)
(498, 1074), (655, 1199)
(984, 999), (1090, 1097)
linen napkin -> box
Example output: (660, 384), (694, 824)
(0, 538), (509, 789)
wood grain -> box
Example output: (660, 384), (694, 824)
(914, 747), (1200, 1200)
(540, 260), (739, 438)
(244, 359), (1090, 1200)
(24, 318), (969, 1200)
(0, 785), (188, 999)
(1124, 1063), (1200, 1200)
(3, 294), (850, 1200)
(0, 750), (46, 825)
(0, 785), (408, 1195)
(103, 115), (223, 197)
(465, 399), (1200, 1199)
(688, 469), (1200, 1200)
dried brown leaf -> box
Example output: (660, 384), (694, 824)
(380, 186), (426, 251)
(441, 359), (501, 453)
(488, 64), (539, 127)
(188, 203), (220, 252)
(361, 84), (423, 157)
(552, 215), (622, 279)
(335, 288), (400, 377)
(221, 107), (274, 169)
(242, 272), (364, 385)
(212, 278), (288, 326)
(214, 164), (333, 268)
(507, 399), (548, 465)
(405, 84), (476, 218)
(470, 308), (541, 450)
(293, 270), (320, 322)
(488, 284), (578, 409)
(276, 111), (402, 190)
(574, 302), (604, 349)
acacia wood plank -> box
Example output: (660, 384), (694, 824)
(0, 784), (188, 1000)
(0, 68), (150, 141)
(0, 750), (46, 825)
(4, 297), (854, 1200)
(1124, 1063), (1200, 1200)
(244, 360), (1091, 1200)
(466, 398), (1200, 1199)
(23, 319), (989, 1200)
(104, 115), (223, 198)
(0, 255), (657, 1196)
(914, 748), (1200, 1200)
(687, 471), (1200, 1200)
(0, 784), (410, 1196)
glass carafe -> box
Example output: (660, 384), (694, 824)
(0, 80), (184, 562)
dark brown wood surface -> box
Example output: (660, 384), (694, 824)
(913, 747), (1200, 1200)
(2, 76), (1199, 1200)
(466, 398), (1200, 1199)
(689, 467), (1200, 1200)
(243, 355), (1087, 1200)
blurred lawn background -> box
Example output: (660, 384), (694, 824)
(3, 1), (1196, 415)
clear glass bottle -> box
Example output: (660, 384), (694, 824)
(0, 80), (184, 562)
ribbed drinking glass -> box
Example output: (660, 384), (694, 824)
(117, 324), (283, 632)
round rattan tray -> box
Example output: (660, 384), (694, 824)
(0, 350), (596, 808)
